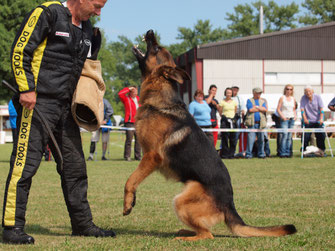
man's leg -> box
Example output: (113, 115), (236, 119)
(245, 126), (256, 158)
(257, 132), (265, 158)
(88, 130), (100, 160)
(2, 100), (54, 244)
(303, 124), (313, 150)
(124, 123), (134, 161)
(101, 131), (110, 160)
(315, 124), (326, 151)
(53, 103), (115, 237)
(134, 130), (142, 160)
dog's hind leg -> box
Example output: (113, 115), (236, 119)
(123, 151), (162, 215)
(173, 181), (224, 241)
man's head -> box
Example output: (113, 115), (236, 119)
(70, 0), (107, 21)
(208, 85), (217, 96)
(232, 86), (239, 97)
(129, 86), (138, 98)
(252, 87), (262, 99)
(304, 86), (314, 99)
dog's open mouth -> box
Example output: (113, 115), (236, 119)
(132, 44), (145, 58)
(132, 29), (157, 59)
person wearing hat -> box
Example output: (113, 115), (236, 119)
(2, 0), (115, 245)
(244, 87), (268, 158)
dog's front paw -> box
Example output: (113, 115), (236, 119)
(123, 192), (136, 216)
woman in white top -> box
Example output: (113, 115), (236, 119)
(276, 84), (297, 157)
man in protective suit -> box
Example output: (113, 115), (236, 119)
(2, 0), (115, 245)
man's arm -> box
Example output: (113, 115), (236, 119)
(328, 97), (335, 111)
(104, 99), (114, 121)
(12, 6), (52, 109)
(118, 87), (130, 103)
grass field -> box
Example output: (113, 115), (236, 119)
(0, 132), (334, 250)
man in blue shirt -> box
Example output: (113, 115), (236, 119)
(244, 88), (268, 158)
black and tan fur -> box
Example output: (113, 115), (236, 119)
(123, 30), (297, 241)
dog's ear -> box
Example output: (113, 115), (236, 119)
(160, 66), (191, 84)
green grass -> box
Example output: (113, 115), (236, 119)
(0, 132), (334, 250)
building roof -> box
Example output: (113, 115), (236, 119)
(177, 21), (335, 64)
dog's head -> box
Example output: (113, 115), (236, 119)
(132, 30), (190, 83)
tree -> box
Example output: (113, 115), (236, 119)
(225, 1), (300, 38)
(168, 20), (228, 57)
(0, 0), (44, 102)
(299, 0), (335, 25)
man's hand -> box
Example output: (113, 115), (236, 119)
(20, 91), (36, 110)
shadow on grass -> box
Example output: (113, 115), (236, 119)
(0, 226), (240, 241)
(112, 228), (239, 239)
(25, 224), (71, 236)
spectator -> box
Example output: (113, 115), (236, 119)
(189, 89), (213, 143)
(87, 98), (114, 161)
(8, 99), (17, 143)
(204, 85), (220, 147)
(328, 97), (335, 121)
(276, 84), (297, 158)
(328, 97), (335, 112)
(219, 88), (237, 159)
(244, 87), (268, 159)
(118, 86), (141, 161)
(231, 86), (246, 154)
(300, 86), (326, 153)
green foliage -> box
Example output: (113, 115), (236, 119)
(168, 20), (228, 56)
(225, 1), (300, 38)
(0, 0), (45, 103)
(299, 0), (335, 25)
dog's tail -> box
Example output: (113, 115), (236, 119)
(224, 205), (297, 237)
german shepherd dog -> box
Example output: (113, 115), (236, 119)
(123, 30), (297, 241)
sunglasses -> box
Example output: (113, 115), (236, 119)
(286, 88), (293, 90)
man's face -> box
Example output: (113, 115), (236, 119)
(209, 87), (217, 97)
(79, 0), (107, 21)
(232, 88), (239, 97)
(305, 88), (313, 99)
(130, 88), (138, 97)
(253, 92), (262, 99)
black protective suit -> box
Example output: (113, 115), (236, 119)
(2, 1), (95, 231)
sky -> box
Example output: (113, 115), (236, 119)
(99, 0), (306, 45)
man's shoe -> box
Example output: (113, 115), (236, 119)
(87, 156), (93, 161)
(101, 156), (107, 161)
(2, 227), (35, 244)
(72, 224), (116, 238)
(125, 157), (131, 161)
